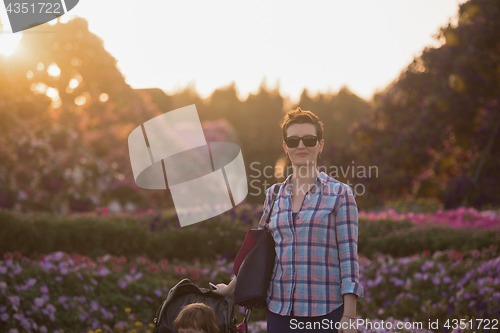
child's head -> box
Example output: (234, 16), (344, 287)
(174, 302), (220, 333)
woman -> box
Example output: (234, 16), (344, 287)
(215, 108), (364, 333)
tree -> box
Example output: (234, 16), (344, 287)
(0, 17), (165, 212)
(354, 0), (500, 209)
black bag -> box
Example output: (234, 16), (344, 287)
(152, 278), (238, 333)
(233, 183), (282, 310)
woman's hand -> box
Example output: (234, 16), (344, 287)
(213, 283), (234, 300)
(338, 316), (357, 333)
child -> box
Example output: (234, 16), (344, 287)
(174, 302), (220, 333)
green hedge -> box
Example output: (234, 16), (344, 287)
(358, 219), (500, 258)
(1, 208), (499, 261)
(0, 209), (248, 261)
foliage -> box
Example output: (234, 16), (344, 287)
(353, 0), (500, 209)
(1, 205), (500, 261)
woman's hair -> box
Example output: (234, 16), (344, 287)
(280, 107), (324, 141)
(174, 302), (220, 333)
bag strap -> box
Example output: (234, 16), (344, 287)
(264, 183), (281, 232)
(232, 183), (282, 276)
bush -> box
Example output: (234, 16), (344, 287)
(1, 207), (500, 261)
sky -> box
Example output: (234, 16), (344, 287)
(1, 0), (467, 102)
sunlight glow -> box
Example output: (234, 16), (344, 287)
(46, 87), (59, 99)
(99, 93), (109, 102)
(69, 78), (79, 89)
(0, 33), (22, 56)
(46, 87), (62, 108)
(71, 58), (82, 66)
(47, 63), (61, 78)
(68, 0), (467, 101)
(31, 82), (48, 94)
(26, 70), (34, 80)
(75, 96), (86, 106)
(37, 63), (45, 71)
(60, 15), (75, 24)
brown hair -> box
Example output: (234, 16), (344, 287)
(280, 107), (324, 141)
(174, 303), (220, 333)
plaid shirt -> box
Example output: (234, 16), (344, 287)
(258, 171), (364, 317)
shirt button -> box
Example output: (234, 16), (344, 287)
(292, 251), (295, 255)
(293, 268), (295, 272)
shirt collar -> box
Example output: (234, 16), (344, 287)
(282, 171), (328, 193)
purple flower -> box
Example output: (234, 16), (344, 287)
(45, 303), (56, 314)
(14, 285), (24, 293)
(0, 306), (6, 313)
(73, 296), (86, 304)
(57, 296), (67, 304)
(1, 313), (10, 322)
(154, 289), (163, 298)
(12, 313), (24, 321)
(115, 321), (127, 329)
(54, 276), (63, 282)
(118, 280), (127, 289)
(12, 266), (22, 275)
(78, 312), (88, 321)
(134, 294), (142, 301)
(97, 267), (110, 277)
(90, 301), (100, 312)
(40, 285), (49, 294)
(34, 297), (45, 307)
(100, 307), (114, 320)
(0, 281), (7, 292)
(0, 266), (7, 274)
(9, 329), (19, 333)
(39, 261), (54, 272)
(58, 263), (69, 275)
(8, 295), (20, 311)
(431, 276), (441, 285)
(50, 252), (64, 262)
(13, 313), (30, 330)
(26, 278), (37, 287)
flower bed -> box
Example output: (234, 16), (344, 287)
(1, 245), (499, 332)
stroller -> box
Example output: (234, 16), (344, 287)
(152, 278), (240, 333)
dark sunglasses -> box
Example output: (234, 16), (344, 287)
(284, 135), (318, 148)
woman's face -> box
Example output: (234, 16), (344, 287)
(283, 123), (324, 169)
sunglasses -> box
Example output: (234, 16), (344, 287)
(284, 135), (319, 148)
